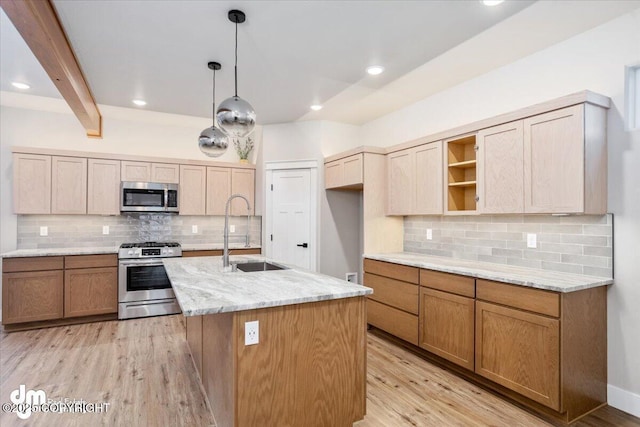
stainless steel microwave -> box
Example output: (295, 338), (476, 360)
(120, 182), (179, 213)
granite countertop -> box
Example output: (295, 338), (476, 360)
(364, 252), (612, 293)
(0, 243), (261, 258)
(163, 255), (373, 316)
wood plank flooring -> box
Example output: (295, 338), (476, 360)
(1, 315), (638, 427)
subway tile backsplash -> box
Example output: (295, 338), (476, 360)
(16, 213), (262, 249)
(404, 214), (613, 278)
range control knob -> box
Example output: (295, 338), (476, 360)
(127, 250), (133, 255)
(168, 249), (174, 254)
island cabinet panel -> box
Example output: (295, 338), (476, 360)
(206, 167), (231, 215)
(477, 121), (524, 214)
(87, 159), (121, 215)
(230, 168), (255, 216)
(64, 267), (117, 318)
(475, 300), (560, 411)
(13, 153), (52, 214)
(364, 259), (419, 284)
(186, 315), (203, 377)
(180, 165), (207, 215)
(419, 287), (475, 370)
(234, 297), (366, 426)
(2, 270), (64, 324)
(182, 248), (260, 258)
(51, 156), (87, 214)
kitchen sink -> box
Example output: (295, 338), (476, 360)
(234, 261), (288, 272)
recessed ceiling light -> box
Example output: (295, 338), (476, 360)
(482, 0), (504, 6)
(132, 99), (147, 106)
(310, 105), (323, 111)
(11, 82), (30, 90)
(366, 65), (384, 76)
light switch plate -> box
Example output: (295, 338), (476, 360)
(426, 229), (433, 240)
(39, 226), (48, 236)
(192, 225), (198, 234)
(527, 233), (537, 248)
(230, 224), (236, 233)
(245, 321), (259, 346)
(102, 225), (109, 235)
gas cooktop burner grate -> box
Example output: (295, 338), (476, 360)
(120, 242), (181, 249)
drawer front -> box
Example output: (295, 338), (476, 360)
(476, 280), (560, 318)
(420, 269), (475, 298)
(183, 250), (223, 257)
(364, 259), (419, 284)
(367, 299), (418, 345)
(65, 254), (118, 269)
(364, 273), (418, 315)
(2, 256), (64, 273)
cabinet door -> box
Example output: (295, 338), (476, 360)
(13, 153), (51, 214)
(324, 160), (343, 189)
(231, 168), (255, 216)
(121, 161), (151, 182)
(475, 301), (560, 410)
(343, 154), (363, 187)
(414, 142), (443, 215)
(51, 156), (87, 214)
(180, 165), (207, 215)
(64, 267), (118, 318)
(2, 270), (64, 324)
(151, 163), (180, 183)
(87, 159), (121, 215)
(477, 121), (524, 213)
(524, 105), (584, 213)
(419, 288), (474, 370)
(387, 149), (414, 215)
(206, 167), (231, 215)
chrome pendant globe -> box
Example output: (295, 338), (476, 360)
(216, 96), (256, 138)
(199, 126), (229, 157)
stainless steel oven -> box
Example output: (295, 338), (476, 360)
(118, 242), (182, 319)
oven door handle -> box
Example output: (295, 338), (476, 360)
(118, 258), (166, 266)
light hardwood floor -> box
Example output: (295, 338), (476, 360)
(1, 315), (637, 427)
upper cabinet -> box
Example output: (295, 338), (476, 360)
(206, 167), (231, 215)
(445, 135), (477, 214)
(87, 159), (121, 215)
(151, 163), (180, 183)
(388, 141), (443, 216)
(325, 153), (363, 190)
(231, 168), (255, 216)
(121, 161), (179, 183)
(51, 156), (87, 214)
(13, 153), (51, 214)
(179, 165), (207, 216)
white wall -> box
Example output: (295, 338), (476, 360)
(261, 120), (361, 279)
(359, 9), (640, 414)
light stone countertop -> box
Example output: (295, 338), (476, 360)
(0, 243), (261, 258)
(365, 252), (612, 293)
(163, 255), (373, 316)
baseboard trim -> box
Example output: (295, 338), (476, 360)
(608, 384), (640, 418)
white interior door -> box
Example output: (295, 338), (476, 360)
(271, 169), (312, 270)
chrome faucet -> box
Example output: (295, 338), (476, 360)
(223, 194), (251, 268)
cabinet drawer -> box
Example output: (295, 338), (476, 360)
(65, 254), (118, 269)
(3, 256), (64, 273)
(364, 273), (418, 315)
(420, 269), (475, 298)
(367, 299), (418, 345)
(476, 280), (560, 318)
(364, 259), (419, 284)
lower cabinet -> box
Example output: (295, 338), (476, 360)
(64, 267), (118, 318)
(182, 248), (261, 258)
(2, 270), (64, 324)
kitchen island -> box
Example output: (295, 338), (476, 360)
(162, 255), (372, 427)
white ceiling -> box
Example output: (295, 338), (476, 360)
(1, 1), (639, 126)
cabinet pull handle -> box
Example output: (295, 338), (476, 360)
(296, 243), (308, 248)
(475, 195), (480, 202)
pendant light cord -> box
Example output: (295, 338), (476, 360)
(212, 68), (216, 125)
(234, 20), (238, 97)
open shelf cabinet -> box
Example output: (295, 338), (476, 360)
(446, 135), (477, 213)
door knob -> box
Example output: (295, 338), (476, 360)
(296, 243), (308, 248)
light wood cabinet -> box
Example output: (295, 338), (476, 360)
(475, 300), (560, 410)
(151, 163), (180, 183)
(206, 167), (231, 215)
(51, 156), (87, 214)
(121, 161), (151, 182)
(325, 154), (363, 190)
(524, 104), (607, 214)
(445, 135), (477, 214)
(87, 158), (121, 215)
(182, 248), (261, 257)
(180, 165), (207, 215)
(231, 168), (255, 216)
(186, 315), (203, 376)
(477, 121), (524, 214)
(387, 142), (443, 216)
(2, 256), (64, 325)
(12, 153), (52, 214)
(63, 254), (117, 319)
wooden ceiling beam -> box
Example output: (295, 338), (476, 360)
(1, 0), (102, 137)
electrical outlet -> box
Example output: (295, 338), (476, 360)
(102, 225), (109, 235)
(230, 224), (236, 233)
(346, 272), (357, 283)
(245, 321), (259, 346)
(192, 225), (198, 234)
(39, 226), (48, 236)
(527, 233), (537, 248)
(426, 229), (433, 240)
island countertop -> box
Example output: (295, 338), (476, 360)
(163, 255), (373, 316)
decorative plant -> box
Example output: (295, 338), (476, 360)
(234, 136), (254, 160)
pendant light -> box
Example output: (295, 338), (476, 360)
(199, 61), (229, 157)
(216, 10), (256, 138)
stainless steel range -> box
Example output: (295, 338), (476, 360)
(118, 242), (182, 319)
